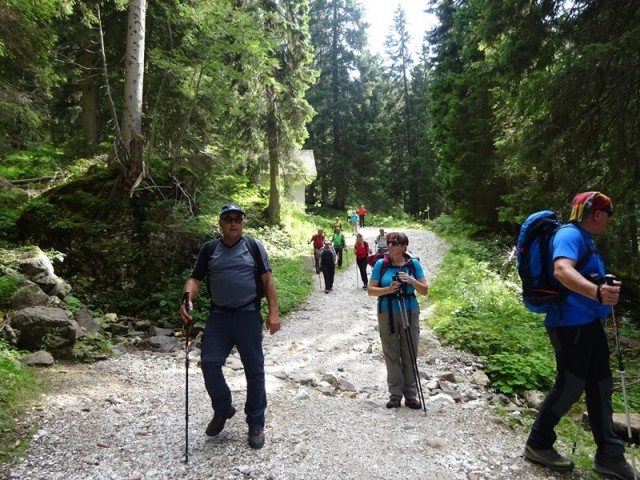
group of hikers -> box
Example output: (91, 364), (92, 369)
(178, 192), (638, 480)
(308, 215), (389, 294)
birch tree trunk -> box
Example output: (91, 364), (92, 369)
(120, 0), (147, 185)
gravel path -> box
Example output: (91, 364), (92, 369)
(7, 227), (583, 479)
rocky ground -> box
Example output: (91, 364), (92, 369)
(7, 227), (589, 479)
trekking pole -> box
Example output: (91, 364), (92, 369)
(396, 285), (427, 415)
(605, 274), (637, 479)
(182, 292), (191, 464)
(571, 396), (586, 455)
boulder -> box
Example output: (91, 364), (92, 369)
(18, 247), (71, 299)
(10, 306), (82, 357)
(10, 280), (51, 309)
(21, 350), (55, 367)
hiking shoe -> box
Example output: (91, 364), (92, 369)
(523, 444), (574, 472)
(205, 405), (236, 436)
(248, 428), (265, 449)
(594, 457), (639, 479)
(405, 397), (422, 410)
(386, 396), (402, 409)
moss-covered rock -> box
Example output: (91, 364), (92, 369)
(14, 167), (204, 321)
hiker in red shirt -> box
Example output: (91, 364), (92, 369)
(358, 204), (367, 228)
(354, 233), (371, 289)
(308, 228), (325, 272)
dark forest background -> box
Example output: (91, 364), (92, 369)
(1, 0), (639, 313)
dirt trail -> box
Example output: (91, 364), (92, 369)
(7, 227), (578, 479)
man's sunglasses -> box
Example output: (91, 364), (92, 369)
(600, 207), (614, 217)
(221, 216), (244, 224)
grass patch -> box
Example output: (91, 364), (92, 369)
(0, 342), (45, 467)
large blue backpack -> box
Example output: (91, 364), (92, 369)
(516, 210), (592, 313)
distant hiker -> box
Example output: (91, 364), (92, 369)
(332, 216), (343, 233)
(375, 228), (388, 253)
(522, 192), (638, 479)
(308, 228), (325, 272)
(350, 210), (359, 235)
(359, 204), (367, 228)
(332, 227), (346, 268)
(354, 233), (370, 289)
(179, 204), (280, 450)
(367, 232), (428, 409)
(318, 239), (337, 293)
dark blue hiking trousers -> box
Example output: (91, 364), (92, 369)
(200, 309), (266, 430)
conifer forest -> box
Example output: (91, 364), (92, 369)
(1, 0), (639, 301)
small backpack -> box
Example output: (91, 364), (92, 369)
(516, 210), (591, 313)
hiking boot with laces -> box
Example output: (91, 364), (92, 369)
(248, 428), (265, 449)
(593, 456), (639, 480)
(205, 405), (236, 437)
(523, 444), (575, 472)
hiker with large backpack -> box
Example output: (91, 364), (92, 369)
(179, 204), (280, 451)
(519, 192), (637, 479)
(367, 232), (429, 410)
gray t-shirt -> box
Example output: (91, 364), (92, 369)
(191, 237), (271, 311)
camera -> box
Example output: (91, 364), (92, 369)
(392, 273), (400, 283)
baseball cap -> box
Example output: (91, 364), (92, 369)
(219, 204), (245, 217)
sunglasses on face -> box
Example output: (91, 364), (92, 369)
(388, 240), (402, 246)
(600, 207), (614, 217)
(221, 216), (244, 224)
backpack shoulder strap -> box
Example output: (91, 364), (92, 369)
(555, 224), (594, 273)
(244, 236), (268, 275)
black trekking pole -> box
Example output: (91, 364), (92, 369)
(182, 292), (191, 464)
(605, 274), (637, 478)
(396, 284), (427, 415)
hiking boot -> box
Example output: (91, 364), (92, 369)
(405, 396), (422, 410)
(386, 396), (402, 409)
(248, 428), (265, 449)
(205, 405), (236, 437)
(593, 456), (639, 479)
(523, 444), (574, 472)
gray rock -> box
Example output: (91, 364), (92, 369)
(10, 306), (82, 356)
(524, 390), (546, 409)
(10, 280), (50, 310)
(140, 335), (179, 352)
(21, 350), (55, 366)
(76, 306), (103, 334)
(470, 370), (490, 387)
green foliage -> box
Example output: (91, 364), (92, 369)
(0, 273), (20, 307)
(72, 333), (113, 362)
(0, 146), (67, 180)
(0, 340), (44, 466)
(428, 237), (555, 395)
(63, 295), (82, 316)
(484, 352), (554, 394)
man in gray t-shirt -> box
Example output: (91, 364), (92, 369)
(180, 204), (280, 450)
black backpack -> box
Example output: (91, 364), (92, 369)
(516, 210), (592, 313)
(204, 236), (267, 310)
